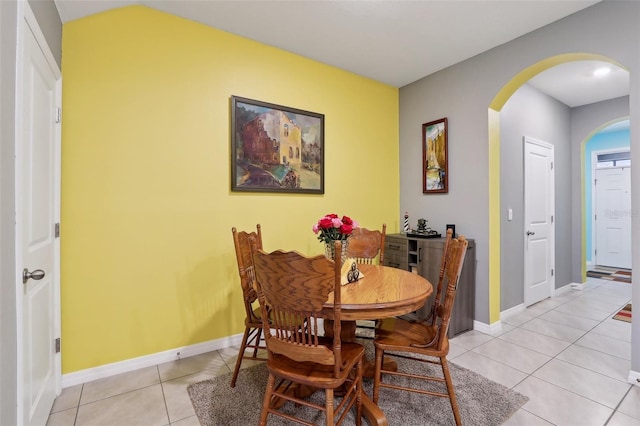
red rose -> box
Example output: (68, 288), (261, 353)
(342, 216), (353, 225)
(318, 218), (333, 229)
(340, 224), (353, 235)
(327, 213), (339, 219)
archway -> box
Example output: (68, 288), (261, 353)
(487, 53), (628, 324)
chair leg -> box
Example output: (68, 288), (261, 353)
(325, 388), (334, 426)
(355, 359), (363, 426)
(259, 373), (275, 426)
(372, 347), (384, 404)
(441, 357), (462, 426)
(230, 326), (251, 387)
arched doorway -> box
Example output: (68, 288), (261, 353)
(487, 54), (629, 324)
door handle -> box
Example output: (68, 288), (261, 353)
(526, 230), (535, 236)
(23, 268), (45, 284)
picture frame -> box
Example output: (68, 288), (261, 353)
(230, 96), (324, 194)
(422, 117), (448, 193)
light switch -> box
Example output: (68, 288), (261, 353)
(507, 208), (513, 221)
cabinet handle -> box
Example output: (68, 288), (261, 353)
(389, 244), (401, 250)
(418, 247), (422, 262)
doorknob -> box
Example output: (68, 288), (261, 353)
(526, 230), (535, 236)
(23, 268), (45, 284)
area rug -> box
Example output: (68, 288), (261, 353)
(587, 266), (631, 283)
(613, 304), (632, 322)
(188, 342), (528, 426)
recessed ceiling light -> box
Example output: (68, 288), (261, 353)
(593, 66), (611, 77)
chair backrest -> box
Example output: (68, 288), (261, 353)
(430, 228), (453, 326)
(252, 241), (345, 376)
(346, 224), (386, 264)
(434, 235), (468, 349)
(231, 225), (263, 323)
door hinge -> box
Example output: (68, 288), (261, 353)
(551, 269), (554, 277)
(56, 107), (61, 124)
(55, 222), (60, 238)
(551, 215), (554, 223)
(55, 337), (61, 353)
(550, 162), (553, 170)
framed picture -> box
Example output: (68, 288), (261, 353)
(230, 96), (324, 194)
(422, 117), (448, 193)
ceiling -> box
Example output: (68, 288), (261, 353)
(54, 0), (629, 109)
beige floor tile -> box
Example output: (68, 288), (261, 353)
(75, 384), (168, 426)
(617, 385), (640, 420)
(538, 309), (600, 331)
(608, 411), (640, 426)
(498, 327), (571, 357)
(532, 358), (630, 409)
(590, 318), (632, 342)
(574, 332), (631, 360)
(502, 408), (553, 425)
(158, 350), (229, 382)
(555, 344), (630, 382)
(451, 351), (528, 389)
(46, 407), (77, 426)
(170, 415), (202, 426)
(519, 318), (587, 342)
(51, 384), (82, 413)
(448, 330), (493, 349)
(514, 376), (612, 426)
(80, 366), (160, 405)
(472, 338), (551, 374)
(162, 370), (224, 423)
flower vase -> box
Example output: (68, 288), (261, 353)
(324, 239), (349, 265)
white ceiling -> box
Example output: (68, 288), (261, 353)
(54, 0), (629, 109)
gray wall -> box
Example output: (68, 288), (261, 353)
(1, 1), (60, 424)
(571, 96), (630, 281)
(399, 1), (639, 372)
(500, 83), (571, 310)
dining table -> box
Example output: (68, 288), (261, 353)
(322, 263), (433, 426)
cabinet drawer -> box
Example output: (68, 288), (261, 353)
(384, 237), (407, 257)
(383, 254), (408, 270)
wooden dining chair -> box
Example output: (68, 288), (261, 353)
(347, 224), (386, 338)
(372, 235), (469, 426)
(229, 225), (267, 388)
(422, 227), (453, 324)
(346, 224), (386, 265)
(252, 241), (364, 426)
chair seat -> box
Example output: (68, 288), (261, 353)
(268, 340), (364, 389)
(375, 317), (449, 357)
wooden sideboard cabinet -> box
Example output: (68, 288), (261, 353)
(383, 233), (476, 338)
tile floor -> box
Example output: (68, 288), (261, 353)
(47, 276), (639, 426)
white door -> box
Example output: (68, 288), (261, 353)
(524, 137), (555, 307)
(18, 4), (62, 425)
(595, 167), (632, 269)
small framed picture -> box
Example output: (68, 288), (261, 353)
(422, 117), (448, 193)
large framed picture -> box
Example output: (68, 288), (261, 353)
(230, 96), (324, 194)
(422, 117), (448, 193)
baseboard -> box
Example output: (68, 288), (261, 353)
(569, 282), (585, 291)
(473, 320), (501, 336)
(628, 369), (640, 386)
(501, 303), (525, 320)
(62, 333), (244, 388)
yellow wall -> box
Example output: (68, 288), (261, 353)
(61, 6), (399, 373)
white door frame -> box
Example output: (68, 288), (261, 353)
(15, 2), (62, 424)
(523, 136), (555, 306)
(590, 148), (631, 268)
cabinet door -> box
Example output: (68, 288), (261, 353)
(416, 240), (445, 319)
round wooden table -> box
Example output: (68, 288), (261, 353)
(322, 264), (433, 426)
